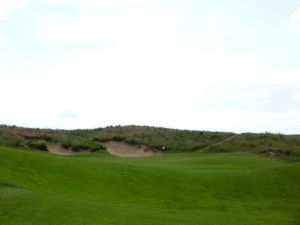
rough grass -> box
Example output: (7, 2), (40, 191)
(0, 146), (299, 225)
(0, 125), (234, 152)
(206, 133), (300, 160)
(1, 125), (300, 158)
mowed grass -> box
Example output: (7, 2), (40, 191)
(0, 147), (299, 225)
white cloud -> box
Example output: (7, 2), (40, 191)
(26, 12), (38, 18)
(19, 6), (300, 132)
(1, 69), (299, 133)
(1, 36), (297, 132)
(288, 7), (300, 35)
(199, 14), (243, 33)
(46, 0), (157, 8)
(1, 2), (300, 133)
(39, 8), (300, 87)
(57, 111), (78, 120)
(0, 33), (5, 41)
(0, 0), (30, 19)
(41, 7), (184, 43)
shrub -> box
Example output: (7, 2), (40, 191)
(61, 142), (72, 148)
(27, 140), (48, 151)
(11, 140), (25, 148)
(92, 137), (102, 142)
(125, 139), (139, 145)
(207, 146), (227, 153)
(90, 144), (106, 152)
(77, 144), (90, 150)
(72, 147), (80, 152)
(111, 136), (126, 142)
(192, 144), (207, 150)
(39, 135), (53, 142)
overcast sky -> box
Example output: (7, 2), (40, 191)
(0, 0), (300, 134)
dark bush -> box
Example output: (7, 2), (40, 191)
(39, 135), (53, 142)
(27, 141), (48, 151)
(92, 137), (102, 142)
(111, 136), (126, 142)
(61, 142), (72, 148)
(125, 139), (139, 145)
(77, 144), (90, 150)
(72, 147), (80, 152)
(192, 144), (207, 150)
(92, 137), (111, 142)
(208, 146), (227, 153)
(90, 144), (106, 152)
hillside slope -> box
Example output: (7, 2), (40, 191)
(0, 125), (233, 152)
(204, 133), (300, 160)
(0, 125), (300, 159)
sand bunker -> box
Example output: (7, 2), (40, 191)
(104, 141), (162, 157)
(46, 143), (89, 155)
(46, 141), (161, 157)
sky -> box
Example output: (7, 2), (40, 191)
(0, 0), (300, 134)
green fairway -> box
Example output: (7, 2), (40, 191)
(0, 147), (299, 225)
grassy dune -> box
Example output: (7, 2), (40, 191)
(205, 133), (300, 160)
(1, 125), (300, 159)
(0, 125), (234, 152)
(1, 146), (299, 225)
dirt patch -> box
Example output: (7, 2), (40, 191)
(46, 143), (89, 155)
(104, 141), (162, 157)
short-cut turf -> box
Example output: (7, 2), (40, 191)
(0, 147), (299, 225)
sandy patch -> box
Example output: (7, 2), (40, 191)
(46, 143), (90, 155)
(46, 143), (74, 155)
(104, 141), (162, 157)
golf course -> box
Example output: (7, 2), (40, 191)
(1, 0), (300, 224)
(1, 137), (300, 225)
